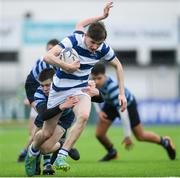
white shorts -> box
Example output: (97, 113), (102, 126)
(47, 87), (90, 109)
(30, 107), (38, 118)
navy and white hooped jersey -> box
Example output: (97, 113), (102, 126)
(30, 58), (58, 82)
(99, 76), (134, 110)
(34, 87), (48, 109)
(52, 31), (116, 92)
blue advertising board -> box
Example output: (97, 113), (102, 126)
(22, 21), (76, 44)
(137, 99), (180, 124)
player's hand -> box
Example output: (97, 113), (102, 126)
(82, 80), (99, 97)
(88, 80), (96, 88)
(81, 86), (100, 97)
(59, 96), (79, 110)
(121, 137), (134, 150)
(99, 111), (108, 121)
(70, 60), (80, 70)
(103, 1), (113, 19)
(24, 98), (30, 106)
(118, 94), (127, 112)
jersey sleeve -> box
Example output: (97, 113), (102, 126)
(106, 79), (120, 108)
(59, 31), (84, 49)
(34, 88), (47, 109)
(101, 43), (116, 62)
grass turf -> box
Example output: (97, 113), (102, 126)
(0, 123), (179, 177)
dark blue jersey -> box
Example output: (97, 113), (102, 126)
(34, 86), (74, 123)
(99, 76), (134, 110)
(30, 58), (58, 82)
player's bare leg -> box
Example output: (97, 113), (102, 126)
(17, 107), (37, 162)
(96, 118), (118, 161)
(40, 125), (64, 154)
(25, 113), (61, 176)
(133, 124), (161, 143)
(133, 124), (176, 160)
(63, 95), (91, 149)
(32, 113), (61, 150)
(54, 95), (91, 171)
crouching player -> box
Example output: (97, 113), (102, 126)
(17, 39), (60, 163)
(25, 68), (80, 176)
(84, 62), (176, 161)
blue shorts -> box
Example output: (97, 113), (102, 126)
(102, 98), (140, 128)
(25, 73), (39, 104)
(34, 109), (75, 130)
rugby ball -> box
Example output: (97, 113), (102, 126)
(60, 47), (80, 63)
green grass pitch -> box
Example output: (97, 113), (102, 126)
(0, 122), (179, 177)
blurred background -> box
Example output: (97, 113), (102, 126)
(0, 0), (180, 124)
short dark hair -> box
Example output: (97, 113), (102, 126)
(91, 62), (106, 75)
(87, 22), (107, 42)
(39, 69), (55, 82)
(47, 39), (59, 47)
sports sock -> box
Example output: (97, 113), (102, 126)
(43, 154), (51, 167)
(20, 148), (27, 156)
(29, 144), (40, 157)
(160, 137), (169, 148)
(107, 145), (116, 154)
(59, 138), (65, 147)
(58, 148), (69, 158)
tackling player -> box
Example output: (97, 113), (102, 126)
(17, 39), (60, 162)
(25, 68), (79, 176)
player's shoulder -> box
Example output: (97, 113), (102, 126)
(106, 76), (118, 87)
(34, 57), (44, 65)
(35, 87), (45, 97)
(73, 30), (84, 43)
(106, 75), (113, 83)
(98, 42), (112, 54)
(73, 30), (85, 35)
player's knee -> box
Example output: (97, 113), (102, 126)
(135, 133), (145, 141)
(42, 130), (53, 140)
(78, 112), (89, 122)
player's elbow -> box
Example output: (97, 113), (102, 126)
(43, 55), (50, 63)
(42, 129), (54, 140)
(75, 24), (83, 31)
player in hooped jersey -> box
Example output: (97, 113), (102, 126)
(17, 39), (59, 163)
(28, 69), (79, 176)
(25, 39), (59, 108)
(84, 62), (176, 161)
(25, 1), (127, 173)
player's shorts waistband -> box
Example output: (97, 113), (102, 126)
(52, 82), (88, 92)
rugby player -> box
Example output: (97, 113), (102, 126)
(25, 1), (127, 173)
(85, 62), (176, 161)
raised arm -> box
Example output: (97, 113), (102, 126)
(75, 1), (113, 31)
(110, 57), (127, 112)
(43, 44), (80, 73)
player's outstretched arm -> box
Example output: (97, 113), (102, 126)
(75, 1), (113, 31)
(110, 57), (127, 112)
(120, 109), (133, 150)
(81, 81), (104, 103)
(44, 45), (80, 73)
(36, 96), (78, 121)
